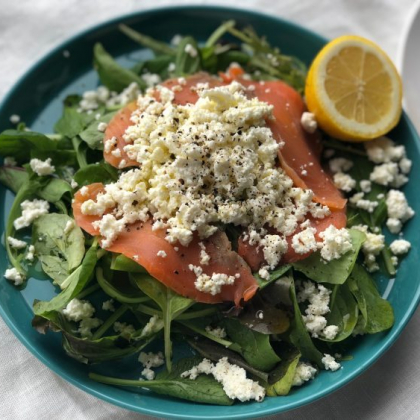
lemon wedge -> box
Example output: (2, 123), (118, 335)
(305, 35), (402, 142)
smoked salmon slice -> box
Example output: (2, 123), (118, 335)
(73, 184), (258, 306)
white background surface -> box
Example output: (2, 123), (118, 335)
(1, 1), (419, 419)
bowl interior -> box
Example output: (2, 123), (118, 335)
(0, 6), (419, 419)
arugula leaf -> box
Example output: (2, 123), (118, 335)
(73, 163), (118, 186)
(188, 338), (269, 382)
(0, 166), (29, 193)
(254, 264), (291, 288)
(348, 264), (394, 334)
(175, 37), (202, 77)
(0, 130), (58, 162)
(132, 273), (194, 371)
(131, 55), (174, 78)
(89, 357), (233, 405)
(79, 112), (116, 150)
(93, 43), (146, 92)
(265, 347), (301, 396)
(320, 282), (358, 342)
(288, 277), (323, 367)
(119, 24), (176, 56)
(224, 318), (281, 372)
(110, 253), (147, 273)
(32, 214), (85, 286)
(292, 229), (366, 284)
(33, 241), (99, 316)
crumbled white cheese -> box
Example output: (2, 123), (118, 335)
(92, 214), (126, 248)
(349, 192), (378, 213)
(386, 190), (414, 228)
(300, 112), (317, 133)
(365, 136), (405, 164)
(168, 62), (176, 72)
(97, 122), (108, 132)
(13, 199), (50, 230)
(181, 357), (265, 402)
(258, 266), (270, 281)
(199, 242), (210, 265)
(359, 180), (372, 193)
(171, 34), (182, 46)
(63, 220), (74, 235)
(25, 245), (35, 262)
(63, 298), (95, 322)
(386, 218), (402, 234)
(9, 114), (20, 124)
(4, 267), (25, 285)
(390, 239), (411, 255)
(399, 157), (412, 174)
(7, 236), (27, 249)
(292, 362), (317, 386)
(298, 281), (338, 339)
(139, 351), (165, 369)
(157, 250), (167, 258)
(78, 317), (102, 338)
(319, 226), (352, 261)
(333, 172), (356, 192)
(292, 227), (318, 254)
(189, 264), (235, 295)
(70, 179), (79, 189)
(29, 158), (55, 176)
(353, 225), (384, 272)
(370, 162), (400, 186)
(329, 157), (353, 173)
(102, 299), (115, 312)
(321, 354), (341, 371)
(3, 156), (17, 166)
(141, 368), (155, 381)
(260, 234), (288, 269)
(205, 325), (227, 338)
(113, 322), (136, 337)
(184, 43), (198, 57)
(141, 73), (161, 88)
(140, 315), (163, 338)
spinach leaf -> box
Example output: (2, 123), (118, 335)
(131, 54), (174, 79)
(132, 273), (194, 371)
(93, 43), (146, 92)
(174, 37), (201, 77)
(73, 163), (118, 186)
(288, 277), (323, 367)
(0, 130), (58, 162)
(72, 137), (89, 169)
(79, 112), (116, 150)
(188, 338), (269, 382)
(89, 357), (233, 406)
(54, 96), (97, 139)
(32, 214), (85, 286)
(224, 318), (280, 372)
(0, 166), (29, 193)
(348, 264), (394, 334)
(320, 282), (358, 342)
(254, 264), (291, 288)
(32, 311), (154, 364)
(110, 253), (147, 273)
(33, 241), (99, 316)
(37, 178), (72, 203)
(265, 347), (301, 396)
(292, 229), (366, 284)
(119, 24), (176, 56)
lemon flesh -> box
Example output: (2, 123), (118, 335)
(305, 35), (402, 142)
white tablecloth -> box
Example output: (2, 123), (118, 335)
(1, 0), (419, 419)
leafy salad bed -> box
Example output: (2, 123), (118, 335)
(0, 21), (400, 405)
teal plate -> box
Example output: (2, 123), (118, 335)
(0, 5), (419, 419)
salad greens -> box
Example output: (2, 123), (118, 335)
(0, 20), (400, 406)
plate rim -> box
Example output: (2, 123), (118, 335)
(1, 4), (420, 419)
